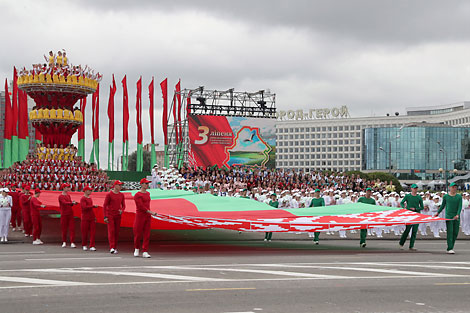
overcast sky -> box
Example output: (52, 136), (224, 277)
(2, 0), (470, 168)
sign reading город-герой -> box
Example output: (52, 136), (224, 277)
(276, 106), (350, 120)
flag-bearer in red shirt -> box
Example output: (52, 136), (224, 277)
(133, 178), (157, 258)
(20, 185), (33, 237)
(59, 183), (78, 248)
(103, 180), (126, 254)
(81, 185), (98, 251)
(31, 189), (46, 245)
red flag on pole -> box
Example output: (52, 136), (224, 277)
(136, 77), (143, 145)
(160, 78), (168, 146)
(176, 80), (182, 143)
(78, 97), (87, 158)
(3, 79), (12, 167)
(122, 75), (129, 170)
(149, 77), (155, 145)
(12, 68), (18, 139)
(108, 75), (116, 144)
(172, 93), (179, 144)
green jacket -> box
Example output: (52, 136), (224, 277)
(358, 197), (376, 205)
(438, 194), (463, 219)
(269, 200), (279, 208)
(400, 194), (424, 212)
(310, 197), (325, 207)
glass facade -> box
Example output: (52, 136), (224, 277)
(364, 126), (470, 173)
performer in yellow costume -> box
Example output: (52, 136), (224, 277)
(29, 110), (38, 120)
(56, 51), (63, 67)
(39, 145), (47, 160)
(56, 108), (63, 120)
(74, 110), (83, 122)
(49, 109), (56, 119)
(44, 51), (55, 67)
(45, 145), (52, 160)
(63, 109), (73, 120)
(63, 52), (68, 66)
(37, 108), (44, 119)
(63, 147), (70, 161)
(58, 145), (65, 161)
(52, 144), (59, 160)
(43, 107), (50, 119)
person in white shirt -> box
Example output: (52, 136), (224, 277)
(0, 188), (13, 242)
(461, 193), (470, 235)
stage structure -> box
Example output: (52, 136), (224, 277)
(166, 87), (276, 168)
(17, 61), (99, 147)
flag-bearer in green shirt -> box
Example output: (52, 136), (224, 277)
(399, 184), (424, 251)
(309, 189), (325, 245)
(435, 182), (463, 254)
(264, 194), (279, 242)
(357, 188), (376, 248)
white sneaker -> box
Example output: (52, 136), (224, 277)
(12, 228), (15, 232)
(25, 234), (29, 237)
(399, 244), (404, 250)
(32, 239), (41, 245)
(0, 237), (3, 242)
(110, 248), (115, 254)
(361, 243), (367, 248)
(89, 247), (96, 251)
(142, 252), (151, 258)
(114, 249), (118, 254)
(134, 249), (140, 257)
(37, 239), (43, 244)
(313, 240), (319, 245)
(4, 237), (8, 242)
(70, 243), (76, 248)
(447, 250), (455, 254)
(62, 242), (67, 248)
(83, 246), (88, 251)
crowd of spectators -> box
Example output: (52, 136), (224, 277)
(0, 154), (109, 192)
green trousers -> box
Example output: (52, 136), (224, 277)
(313, 232), (320, 241)
(399, 224), (419, 248)
(264, 232), (272, 240)
(360, 229), (367, 244)
(445, 220), (460, 251)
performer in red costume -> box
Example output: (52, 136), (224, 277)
(103, 180), (125, 254)
(133, 178), (157, 258)
(58, 183), (77, 248)
(80, 185), (97, 251)
(9, 184), (22, 231)
(20, 185), (33, 237)
(31, 189), (46, 245)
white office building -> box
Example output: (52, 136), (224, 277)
(275, 102), (470, 173)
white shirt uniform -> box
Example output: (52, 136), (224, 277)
(0, 194), (12, 239)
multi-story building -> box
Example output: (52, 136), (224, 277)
(275, 102), (470, 174)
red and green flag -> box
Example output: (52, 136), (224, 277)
(89, 84), (100, 168)
(122, 75), (129, 171)
(136, 77), (143, 171)
(107, 75), (117, 171)
(11, 68), (19, 164)
(175, 80), (184, 168)
(18, 87), (29, 162)
(148, 77), (156, 168)
(77, 98), (87, 158)
(3, 79), (12, 168)
(160, 78), (168, 168)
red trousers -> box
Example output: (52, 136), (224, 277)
(107, 215), (121, 249)
(32, 214), (42, 241)
(61, 214), (75, 243)
(133, 214), (151, 252)
(81, 219), (96, 248)
(22, 209), (32, 236)
(11, 206), (22, 228)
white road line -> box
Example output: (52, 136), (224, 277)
(30, 268), (228, 282)
(255, 264), (460, 277)
(0, 275), (91, 286)
(0, 251), (45, 255)
(25, 257), (122, 261)
(156, 266), (348, 279)
(353, 262), (470, 271)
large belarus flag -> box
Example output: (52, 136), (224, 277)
(148, 77), (156, 168)
(107, 75), (117, 171)
(122, 75), (129, 171)
(136, 77), (143, 171)
(3, 79), (12, 168)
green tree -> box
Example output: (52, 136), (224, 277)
(128, 150), (152, 172)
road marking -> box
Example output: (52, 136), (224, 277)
(434, 282), (470, 286)
(30, 268), (228, 282)
(186, 287), (256, 291)
(160, 266), (348, 279)
(354, 262), (470, 271)
(0, 275), (91, 286)
(256, 264), (460, 277)
(25, 257), (122, 261)
(0, 251), (45, 255)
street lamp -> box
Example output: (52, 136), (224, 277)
(437, 141), (449, 192)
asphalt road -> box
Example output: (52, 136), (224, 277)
(1, 232), (470, 313)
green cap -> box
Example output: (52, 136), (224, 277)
(157, 182), (162, 185)
(271, 193), (277, 197)
(449, 182), (457, 187)
(175, 184), (180, 187)
(210, 186), (215, 189)
(411, 184), (418, 188)
(315, 189), (320, 192)
(366, 187), (372, 191)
